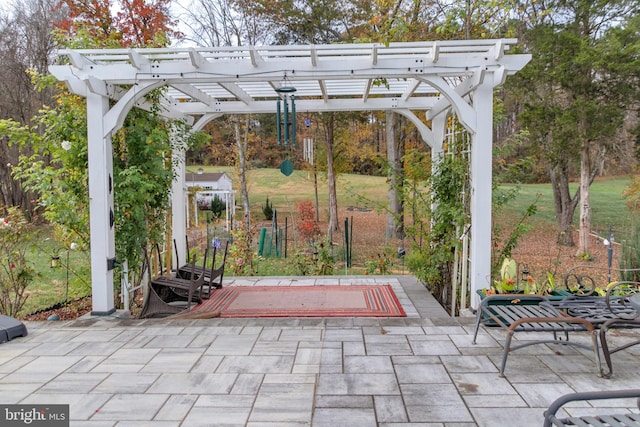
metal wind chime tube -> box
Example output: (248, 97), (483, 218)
(276, 100), (282, 145)
(303, 138), (314, 164)
(275, 81), (297, 176)
(283, 94), (289, 146)
(290, 95), (296, 147)
(275, 84), (297, 147)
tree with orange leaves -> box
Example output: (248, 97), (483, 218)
(55, 0), (180, 48)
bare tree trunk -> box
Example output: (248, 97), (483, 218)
(0, 0), (60, 216)
(385, 111), (404, 239)
(322, 113), (339, 240)
(577, 142), (591, 257)
(550, 164), (578, 246)
(231, 114), (251, 227)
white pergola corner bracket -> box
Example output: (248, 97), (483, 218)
(429, 41), (439, 63)
(129, 49), (149, 69)
(396, 109), (434, 147)
(103, 81), (167, 137)
(68, 51), (94, 68)
(188, 47), (206, 68)
(422, 76), (477, 133)
(250, 47), (264, 67)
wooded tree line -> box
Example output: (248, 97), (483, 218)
(178, 0), (639, 254)
(0, 0), (638, 259)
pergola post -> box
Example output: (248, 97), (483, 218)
(86, 91), (116, 315)
(170, 127), (188, 270)
(431, 114), (447, 157)
(469, 79), (495, 307)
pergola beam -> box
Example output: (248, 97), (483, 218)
(172, 83), (218, 106)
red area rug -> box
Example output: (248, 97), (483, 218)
(191, 285), (406, 318)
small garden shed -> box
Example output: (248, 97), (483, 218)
(186, 171), (235, 229)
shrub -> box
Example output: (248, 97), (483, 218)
(365, 253), (393, 275)
(210, 195), (225, 219)
(296, 200), (320, 244)
(314, 239), (335, 275)
(263, 197), (273, 220)
(0, 206), (39, 317)
(228, 221), (255, 276)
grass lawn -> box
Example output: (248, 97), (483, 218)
(500, 176), (634, 238)
(20, 228), (91, 316)
(204, 166), (634, 235)
(193, 165), (391, 215)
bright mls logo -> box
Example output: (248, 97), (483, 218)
(0, 405), (69, 426)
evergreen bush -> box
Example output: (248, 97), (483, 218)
(263, 197), (273, 220)
(210, 195), (225, 219)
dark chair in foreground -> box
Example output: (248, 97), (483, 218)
(138, 245), (210, 318)
(174, 237), (228, 293)
(472, 294), (600, 377)
(543, 389), (640, 427)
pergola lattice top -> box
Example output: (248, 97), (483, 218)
(52, 39), (528, 128)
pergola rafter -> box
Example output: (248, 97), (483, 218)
(49, 39), (530, 315)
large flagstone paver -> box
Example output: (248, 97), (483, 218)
(68, 341), (124, 357)
(396, 363), (451, 383)
(215, 355), (294, 373)
(250, 383), (315, 423)
(153, 394), (198, 422)
(409, 336), (462, 355)
(23, 341), (84, 356)
(471, 407), (546, 427)
(205, 334), (259, 355)
(373, 395), (409, 423)
(91, 394), (169, 421)
(312, 408), (378, 427)
(141, 348), (202, 373)
(93, 373), (160, 393)
(0, 355), (83, 383)
(401, 383), (468, 407)
(229, 373), (263, 394)
(0, 382), (41, 404)
(37, 372), (108, 393)
(147, 373), (237, 394)
(343, 355), (394, 373)
(182, 406), (251, 427)
(317, 373), (401, 395)
(406, 403), (474, 423)
(251, 340), (298, 355)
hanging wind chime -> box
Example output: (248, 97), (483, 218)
(275, 79), (297, 176)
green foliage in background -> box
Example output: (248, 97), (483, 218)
(0, 207), (39, 317)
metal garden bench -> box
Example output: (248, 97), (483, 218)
(472, 294), (600, 377)
(543, 389), (640, 427)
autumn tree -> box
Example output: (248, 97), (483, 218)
(510, 0), (637, 252)
(0, 0), (189, 298)
(56, 0), (179, 47)
(0, 0), (64, 212)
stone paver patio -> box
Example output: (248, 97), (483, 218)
(1, 275), (639, 426)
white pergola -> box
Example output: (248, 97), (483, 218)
(49, 40), (530, 315)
